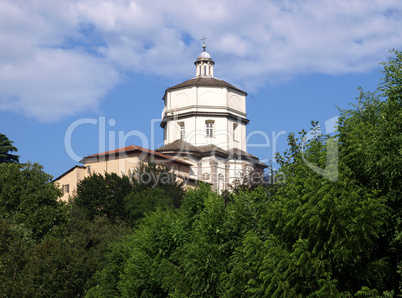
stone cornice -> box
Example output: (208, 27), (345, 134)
(164, 105), (247, 117)
(160, 111), (250, 127)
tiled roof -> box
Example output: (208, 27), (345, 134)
(227, 148), (267, 167)
(165, 77), (246, 95)
(228, 148), (258, 159)
(81, 145), (191, 165)
(157, 141), (267, 167)
(156, 139), (200, 153)
(256, 161), (268, 168)
(157, 141), (228, 157)
(197, 144), (228, 156)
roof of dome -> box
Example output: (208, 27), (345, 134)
(198, 50), (211, 59)
(165, 76), (247, 95)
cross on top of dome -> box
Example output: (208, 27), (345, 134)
(201, 35), (207, 51)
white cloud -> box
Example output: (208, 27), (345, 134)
(0, 49), (119, 122)
(0, 0), (401, 122)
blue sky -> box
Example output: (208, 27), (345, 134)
(0, 0), (400, 178)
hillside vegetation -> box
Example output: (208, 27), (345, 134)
(1, 50), (401, 297)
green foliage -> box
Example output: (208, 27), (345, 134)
(2, 51), (402, 297)
(86, 235), (135, 297)
(130, 162), (184, 207)
(88, 184), (270, 297)
(0, 161), (133, 296)
(67, 162), (187, 295)
(124, 187), (175, 224)
(0, 162), (66, 242)
(72, 172), (132, 221)
(0, 163), (69, 296)
(64, 206), (131, 295)
(0, 217), (128, 297)
(87, 51), (402, 297)
(233, 49), (402, 296)
(239, 123), (392, 296)
(0, 218), (30, 297)
(60, 163), (184, 295)
(355, 286), (394, 297)
(131, 162), (177, 188)
(228, 162), (280, 199)
(338, 49), (402, 293)
(380, 49), (402, 103)
(0, 133), (19, 163)
(19, 238), (89, 297)
(124, 162), (185, 225)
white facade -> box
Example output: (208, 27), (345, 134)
(158, 45), (266, 191)
(163, 86), (247, 151)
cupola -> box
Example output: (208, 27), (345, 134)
(194, 42), (215, 77)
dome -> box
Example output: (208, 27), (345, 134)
(198, 51), (211, 59)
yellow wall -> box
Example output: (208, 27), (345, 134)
(54, 152), (193, 201)
(56, 166), (86, 202)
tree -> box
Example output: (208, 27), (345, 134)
(0, 162), (68, 296)
(130, 162), (184, 208)
(88, 50), (402, 297)
(0, 133), (19, 163)
(17, 238), (88, 297)
(239, 129), (391, 296)
(228, 161), (279, 197)
(231, 50), (402, 296)
(88, 184), (270, 297)
(62, 206), (131, 295)
(0, 218), (30, 297)
(124, 162), (185, 224)
(88, 185), (216, 297)
(337, 49), (402, 294)
(72, 172), (132, 221)
(229, 168), (265, 193)
(67, 164), (185, 295)
(0, 162), (67, 242)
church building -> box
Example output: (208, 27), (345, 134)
(54, 43), (267, 201)
(156, 42), (267, 191)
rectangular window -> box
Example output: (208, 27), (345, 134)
(62, 184), (70, 194)
(233, 123), (238, 141)
(180, 123), (185, 139)
(206, 122), (214, 138)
